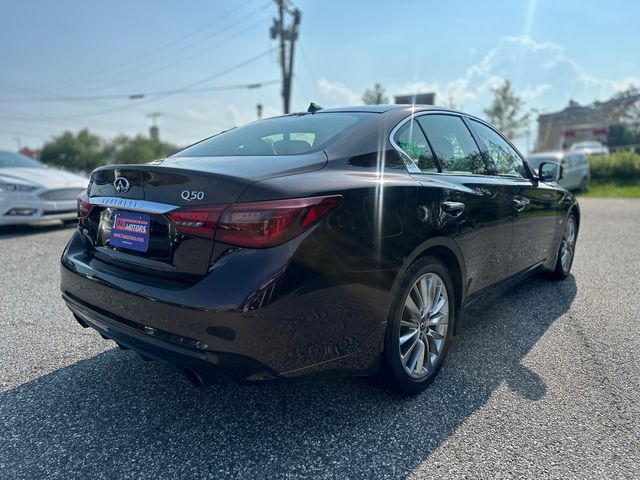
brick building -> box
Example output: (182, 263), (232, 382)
(535, 93), (640, 151)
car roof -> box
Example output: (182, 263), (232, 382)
(301, 104), (461, 115)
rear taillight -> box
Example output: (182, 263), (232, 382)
(216, 195), (342, 248)
(165, 205), (227, 239)
(77, 190), (93, 218)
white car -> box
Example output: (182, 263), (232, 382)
(0, 150), (88, 226)
(570, 140), (610, 156)
(528, 151), (590, 192)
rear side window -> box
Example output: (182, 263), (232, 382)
(175, 113), (362, 157)
(393, 119), (437, 172)
(417, 115), (487, 175)
(470, 120), (526, 178)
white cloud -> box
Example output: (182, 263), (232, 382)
(463, 35), (640, 109)
(317, 78), (361, 105)
(520, 84), (552, 102)
(395, 36), (638, 115)
(314, 35), (638, 153)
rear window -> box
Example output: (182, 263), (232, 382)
(174, 113), (362, 157)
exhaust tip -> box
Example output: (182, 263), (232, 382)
(183, 367), (205, 388)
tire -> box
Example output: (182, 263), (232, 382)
(382, 256), (456, 395)
(550, 214), (577, 280)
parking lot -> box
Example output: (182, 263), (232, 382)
(1, 197), (639, 479)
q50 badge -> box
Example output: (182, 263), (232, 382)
(181, 190), (205, 201)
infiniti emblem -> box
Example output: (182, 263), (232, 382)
(113, 177), (130, 193)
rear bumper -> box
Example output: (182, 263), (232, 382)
(60, 228), (389, 382)
(64, 293), (276, 383)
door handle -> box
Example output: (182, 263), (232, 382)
(441, 201), (465, 217)
(512, 197), (530, 212)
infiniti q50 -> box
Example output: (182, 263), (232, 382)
(60, 105), (579, 394)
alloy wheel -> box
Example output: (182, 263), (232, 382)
(399, 273), (449, 379)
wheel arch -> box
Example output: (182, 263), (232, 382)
(570, 203), (581, 230)
(393, 237), (466, 331)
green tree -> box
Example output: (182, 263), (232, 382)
(40, 130), (181, 171)
(105, 135), (180, 165)
(484, 80), (530, 138)
(362, 83), (389, 105)
(40, 129), (105, 171)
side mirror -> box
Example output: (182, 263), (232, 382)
(539, 161), (563, 182)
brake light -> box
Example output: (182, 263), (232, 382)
(165, 205), (227, 239)
(216, 195), (342, 248)
(77, 190), (93, 218)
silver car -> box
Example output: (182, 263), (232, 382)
(0, 151), (88, 226)
(528, 151), (590, 192)
(570, 140), (609, 156)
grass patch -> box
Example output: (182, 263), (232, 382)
(578, 181), (640, 198)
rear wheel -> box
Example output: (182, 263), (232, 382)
(551, 214), (577, 280)
(382, 257), (455, 395)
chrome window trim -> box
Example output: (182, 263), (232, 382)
(389, 113), (423, 173)
(89, 196), (179, 214)
(389, 110), (467, 174)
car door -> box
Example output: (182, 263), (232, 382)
(560, 154), (575, 189)
(468, 118), (563, 276)
(393, 113), (514, 296)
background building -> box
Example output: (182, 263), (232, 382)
(536, 92), (640, 151)
(394, 93), (435, 105)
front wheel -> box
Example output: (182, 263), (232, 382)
(551, 214), (577, 280)
(382, 257), (455, 395)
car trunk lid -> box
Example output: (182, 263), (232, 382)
(82, 153), (326, 280)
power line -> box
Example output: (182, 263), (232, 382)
(32, 49), (275, 121)
(65, 6), (272, 93)
(44, 0), (263, 91)
(0, 80), (280, 104)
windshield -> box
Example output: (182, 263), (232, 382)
(0, 151), (44, 168)
(174, 113), (363, 157)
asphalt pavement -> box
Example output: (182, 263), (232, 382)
(1, 198), (639, 479)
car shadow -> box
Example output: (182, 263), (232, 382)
(0, 275), (577, 479)
(0, 221), (76, 239)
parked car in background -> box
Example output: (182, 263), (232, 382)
(61, 105), (580, 395)
(528, 151), (590, 192)
(0, 150), (88, 226)
(570, 140), (609, 156)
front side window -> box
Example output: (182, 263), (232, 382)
(470, 120), (526, 178)
(394, 119), (437, 172)
(417, 115), (487, 175)
(174, 113), (362, 157)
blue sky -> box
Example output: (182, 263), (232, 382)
(1, 0), (638, 152)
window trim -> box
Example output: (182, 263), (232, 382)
(390, 111), (491, 177)
(390, 117), (440, 173)
(465, 117), (536, 180)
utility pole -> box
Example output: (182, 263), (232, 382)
(270, 0), (301, 114)
(147, 112), (161, 141)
